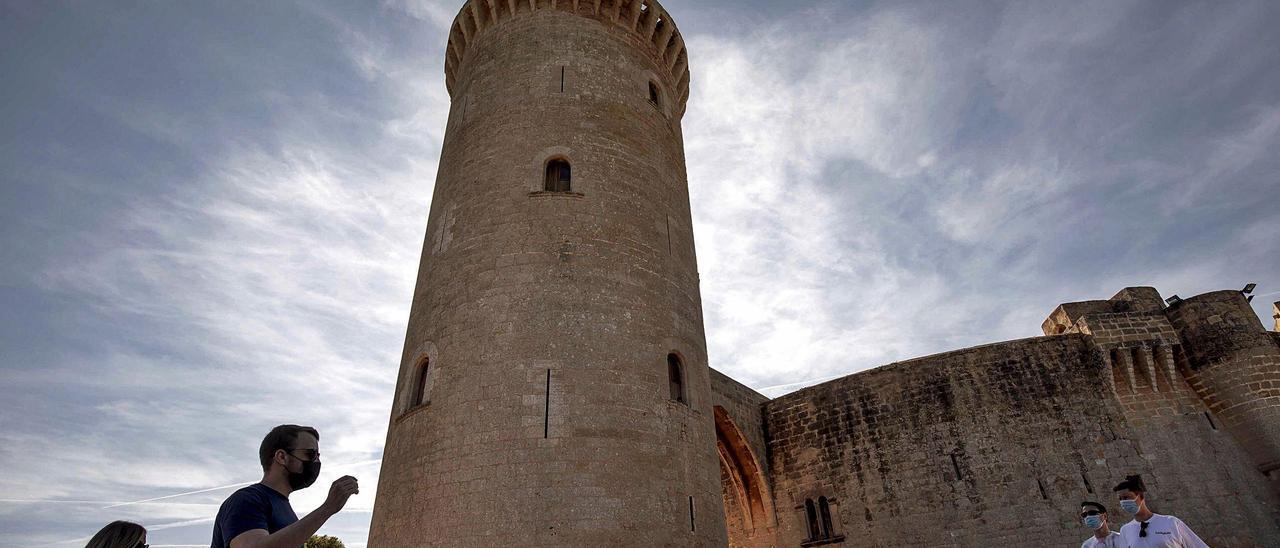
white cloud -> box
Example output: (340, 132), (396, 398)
(1, 7), (449, 544)
(684, 8), (1000, 389)
(4, 1), (1280, 545)
(381, 0), (460, 31)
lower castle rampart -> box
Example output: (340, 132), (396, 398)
(712, 287), (1280, 547)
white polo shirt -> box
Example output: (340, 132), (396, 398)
(1118, 514), (1208, 548)
(1081, 531), (1129, 548)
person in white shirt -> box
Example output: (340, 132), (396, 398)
(1113, 475), (1208, 548)
(1080, 500), (1129, 548)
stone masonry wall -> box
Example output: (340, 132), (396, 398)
(710, 368), (771, 476)
(1169, 291), (1280, 479)
(1043, 301), (1111, 335)
(762, 334), (1280, 547)
(1077, 311), (1178, 346)
(1075, 311), (1181, 397)
(711, 368), (776, 547)
(1089, 297), (1280, 546)
(1112, 353), (1280, 547)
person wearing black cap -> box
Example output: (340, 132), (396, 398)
(1079, 501), (1129, 548)
(1113, 475), (1207, 547)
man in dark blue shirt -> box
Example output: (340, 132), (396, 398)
(211, 424), (359, 548)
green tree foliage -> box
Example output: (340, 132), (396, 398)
(304, 535), (345, 548)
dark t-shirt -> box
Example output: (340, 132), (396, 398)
(210, 483), (298, 548)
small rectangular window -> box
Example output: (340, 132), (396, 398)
(668, 353), (685, 403)
(818, 497), (833, 538)
(410, 358), (430, 409)
(545, 159), (571, 192)
(805, 499), (819, 540)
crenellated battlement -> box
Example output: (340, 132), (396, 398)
(444, 0), (690, 113)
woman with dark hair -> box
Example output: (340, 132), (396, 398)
(85, 520), (147, 548)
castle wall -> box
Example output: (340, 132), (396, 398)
(710, 369), (776, 547)
(1075, 310), (1180, 396)
(1042, 300), (1110, 335)
(762, 334), (1280, 547)
(710, 368), (771, 476)
(1112, 352), (1280, 547)
(1087, 296), (1280, 545)
(1077, 311), (1178, 345)
(1043, 287), (1167, 337)
(1045, 286), (1280, 485)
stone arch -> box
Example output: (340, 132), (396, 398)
(715, 405), (775, 540)
(530, 146), (578, 193)
(666, 352), (686, 403)
(410, 356), (431, 407)
(397, 341), (439, 416)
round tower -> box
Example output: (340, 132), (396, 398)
(1168, 290), (1280, 480)
(368, 1), (725, 545)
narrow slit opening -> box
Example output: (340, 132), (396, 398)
(544, 369), (552, 438)
(665, 216), (672, 254)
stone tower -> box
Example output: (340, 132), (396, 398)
(368, 1), (724, 546)
(1167, 291), (1280, 478)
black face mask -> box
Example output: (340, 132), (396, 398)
(286, 456), (321, 490)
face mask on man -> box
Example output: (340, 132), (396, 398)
(287, 455), (322, 490)
(1084, 515), (1104, 530)
(1119, 499), (1139, 514)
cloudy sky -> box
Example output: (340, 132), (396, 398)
(2, 0), (1278, 545)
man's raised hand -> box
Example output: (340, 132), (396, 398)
(321, 475), (359, 515)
